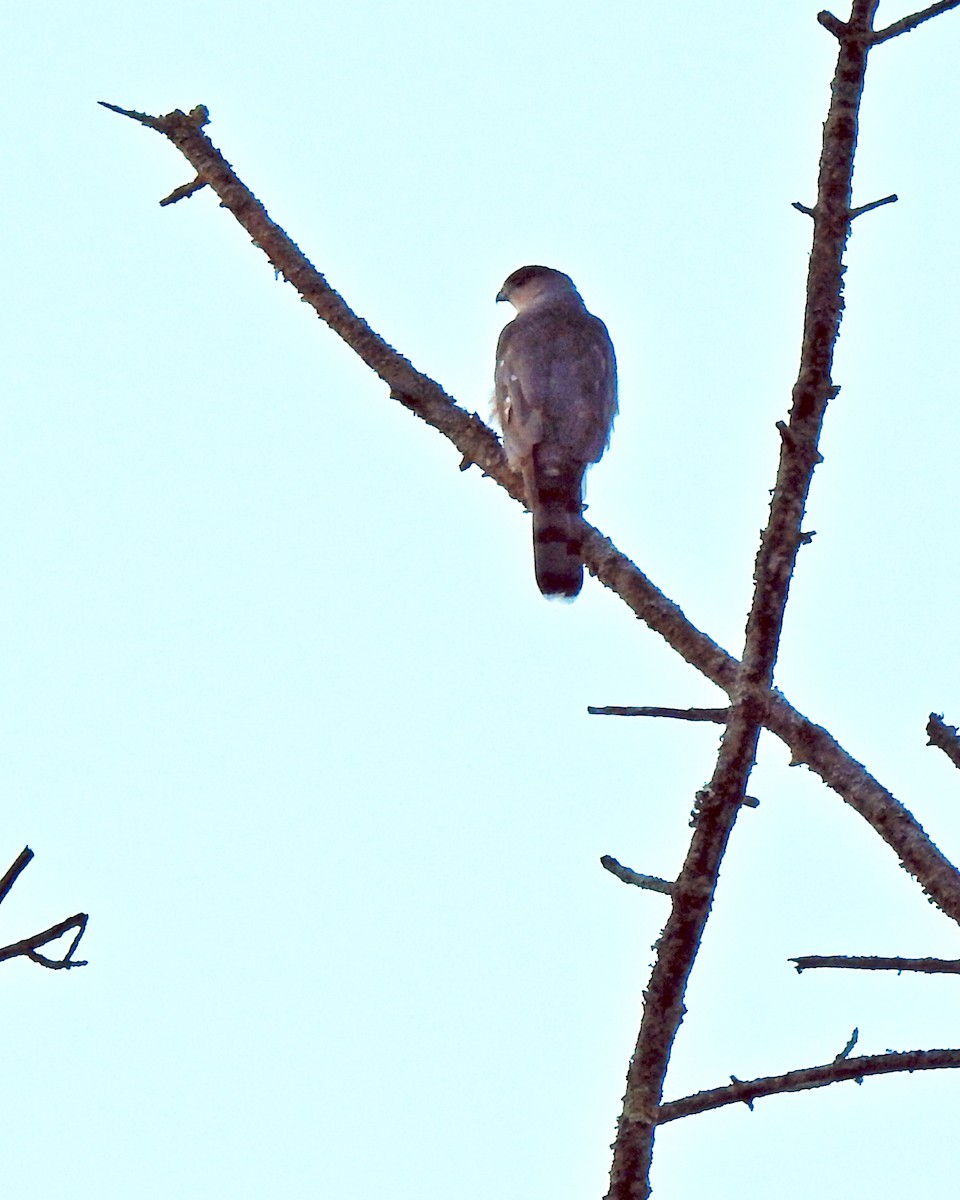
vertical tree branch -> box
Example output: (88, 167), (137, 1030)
(606, 5), (880, 1196)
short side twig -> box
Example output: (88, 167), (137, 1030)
(659, 1048), (960, 1122)
(850, 193), (898, 218)
(601, 856), (674, 895)
(587, 706), (728, 723)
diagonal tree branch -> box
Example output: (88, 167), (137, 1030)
(98, 96), (960, 931)
(0, 846), (34, 905)
(658, 1048), (960, 1121)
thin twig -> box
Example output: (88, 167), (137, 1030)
(792, 954), (960, 973)
(873, 0), (960, 43)
(850, 192), (898, 218)
(835, 1028), (859, 1060)
(659, 1048), (960, 1122)
(587, 706), (728, 722)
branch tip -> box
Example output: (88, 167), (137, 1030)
(98, 100), (161, 129)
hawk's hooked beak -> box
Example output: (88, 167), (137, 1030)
(496, 287), (509, 303)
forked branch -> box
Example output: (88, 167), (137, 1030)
(99, 98), (960, 929)
(0, 847), (88, 970)
(100, 3), (960, 1194)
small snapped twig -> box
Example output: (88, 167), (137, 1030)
(601, 856), (674, 895)
(927, 713), (960, 771)
(587, 705), (728, 723)
(873, 0), (960, 43)
(658, 1048), (960, 1122)
(160, 176), (208, 206)
(792, 954), (960, 973)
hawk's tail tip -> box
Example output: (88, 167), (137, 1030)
(533, 510), (584, 600)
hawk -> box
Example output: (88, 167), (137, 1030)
(494, 265), (618, 599)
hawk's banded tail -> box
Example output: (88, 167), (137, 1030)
(532, 472), (584, 599)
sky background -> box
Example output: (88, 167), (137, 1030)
(4, 2), (960, 1196)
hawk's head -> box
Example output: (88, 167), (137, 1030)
(496, 265), (582, 313)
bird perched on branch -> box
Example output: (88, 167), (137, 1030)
(494, 265), (617, 599)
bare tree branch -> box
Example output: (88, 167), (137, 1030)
(658, 1048), (960, 1122)
(850, 192), (898, 217)
(606, 4), (909, 1191)
(101, 9), (960, 1190)
(97, 102), (516, 502)
(0, 846), (33, 905)
(792, 954), (960, 973)
(873, 0), (960, 43)
(0, 847), (89, 969)
(98, 99), (960, 931)
(927, 713), (960, 770)
(587, 705), (728, 722)
(0, 914), (89, 970)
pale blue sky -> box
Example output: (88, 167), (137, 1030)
(4, 2), (960, 1197)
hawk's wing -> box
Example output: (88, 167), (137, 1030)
(495, 307), (616, 477)
(494, 305), (617, 597)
